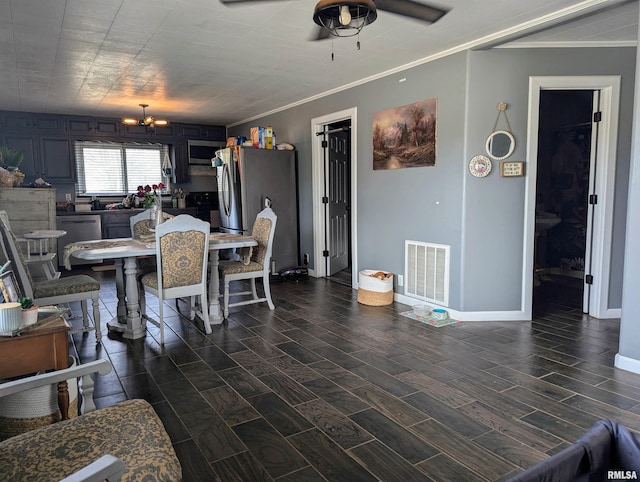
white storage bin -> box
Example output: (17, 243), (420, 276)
(358, 270), (394, 306)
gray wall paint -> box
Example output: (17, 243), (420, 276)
(230, 46), (635, 315)
(464, 47), (635, 311)
(619, 29), (640, 361)
(230, 53), (469, 308)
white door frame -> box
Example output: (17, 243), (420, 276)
(523, 76), (621, 319)
(311, 108), (358, 287)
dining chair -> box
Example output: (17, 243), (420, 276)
(0, 217), (102, 343)
(218, 206), (277, 319)
(129, 209), (174, 242)
(0, 210), (61, 280)
(139, 214), (211, 345)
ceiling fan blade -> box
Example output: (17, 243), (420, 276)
(309, 25), (332, 41)
(374, 0), (449, 23)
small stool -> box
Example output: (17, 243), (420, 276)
(22, 230), (67, 280)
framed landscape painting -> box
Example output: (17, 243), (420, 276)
(372, 98), (437, 170)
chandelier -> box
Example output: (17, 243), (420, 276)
(121, 104), (169, 128)
(312, 0), (377, 38)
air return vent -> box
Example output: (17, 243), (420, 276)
(404, 240), (450, 306)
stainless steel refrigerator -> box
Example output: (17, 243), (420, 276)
(216, 147), (298, 272)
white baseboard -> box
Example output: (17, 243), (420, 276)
(599, 308), (621, 319)
(615, 353), (640, 375)
(393, 293), (530, 321)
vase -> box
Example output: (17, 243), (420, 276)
(150, 204), (158, 227)
(156, 204), (165, 226)
(177, 198), (186, 209)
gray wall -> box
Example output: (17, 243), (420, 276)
(229, 46), (635, 315)
(464, 47), (635, 311)
(619, 32), (640, 363)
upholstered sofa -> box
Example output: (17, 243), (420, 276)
(508, 419), (640, 482)
(0, 359), (182, 481)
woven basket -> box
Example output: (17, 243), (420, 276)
(357, 287), (394, 306)
(357, 270), (394, 306)
(0, 356), (79, 441)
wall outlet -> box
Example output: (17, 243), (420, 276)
(303, 253), (309, 265)
(397, 274), (404, 287)
(65, 193), (72, 202)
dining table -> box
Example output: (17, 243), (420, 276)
(66, 233), (257, 340)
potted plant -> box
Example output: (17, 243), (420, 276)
(0, 145), (25, 171)
(0, 145), (26, 187)
(19, 297), (38, 326)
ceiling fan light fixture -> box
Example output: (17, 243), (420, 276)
(313, 0), (377, 38)
(121, 104), (169, 128)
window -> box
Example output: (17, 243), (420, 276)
(75, 141), (169, 197)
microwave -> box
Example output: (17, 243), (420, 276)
(187, 139), (226, 165)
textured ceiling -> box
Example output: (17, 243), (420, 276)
(0, 0), (636, 126)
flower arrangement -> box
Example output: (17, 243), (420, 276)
(137, 183), (164, 209)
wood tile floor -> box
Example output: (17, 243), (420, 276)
(66, 268), (639, 481)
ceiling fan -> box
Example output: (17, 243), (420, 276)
(219, 0), (450, 41)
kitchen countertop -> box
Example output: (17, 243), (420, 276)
(56, 207), (196, 216)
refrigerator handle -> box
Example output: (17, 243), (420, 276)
(222, 164), (231, 216)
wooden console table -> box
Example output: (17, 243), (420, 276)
(0, 317), (71, 420)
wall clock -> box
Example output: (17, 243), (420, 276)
(469, 155), (492, 178)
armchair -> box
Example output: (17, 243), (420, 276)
(0, 359), (182, 481)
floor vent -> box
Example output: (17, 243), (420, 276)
(404, 240), (450, 306)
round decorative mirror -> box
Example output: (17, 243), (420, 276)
(486, 130), (515, 160)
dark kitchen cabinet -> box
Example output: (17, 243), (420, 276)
(65, 117), (93, 134)
(101, 207), (197, 239)
(123, 123), (174, 138)
(66, 117), (121, 137)
(1, 109), (226, 184)
(178, 124), (225, 140)
(1, 135), (75, 183)
(0, 111), (31, 131)
(40, 138), (76, 182)
(101, 210), (135, 239)
(94, 118), (121, 136)
(33, 115), (63, 133)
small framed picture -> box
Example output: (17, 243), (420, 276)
(0, 271), (21, 303)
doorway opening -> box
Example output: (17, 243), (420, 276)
(534, 90), (594, 314)
(311, 108), (358, 288)
(523, 76), (620, 320)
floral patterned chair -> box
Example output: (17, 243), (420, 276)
(0, 217), (102, 344)
(139, 214), (211, 345)
(0, 359), (182, 481)
(218, 207), (277, 319)
(129, 209), (174, 242)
